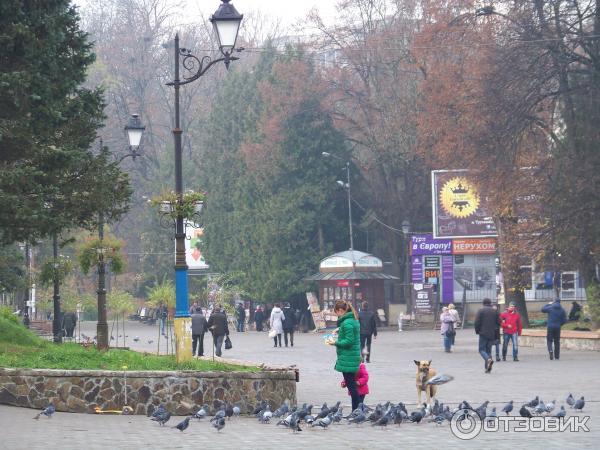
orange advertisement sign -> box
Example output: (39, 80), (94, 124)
(452, 238), (497, 254)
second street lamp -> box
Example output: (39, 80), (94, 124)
(322, 152), (354, 251)
(96, 114), (145, 351)
(166, 0), (243, 362)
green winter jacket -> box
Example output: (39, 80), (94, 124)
(334, 311), (361, 373)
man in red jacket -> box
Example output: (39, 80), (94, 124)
(500, 302), (523, 361)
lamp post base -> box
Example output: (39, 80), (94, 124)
(174, 317), (192, 363)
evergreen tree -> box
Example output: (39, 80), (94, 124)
(0, 0), (130, 244)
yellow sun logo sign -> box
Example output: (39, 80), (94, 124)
(440, 177), (480, 218)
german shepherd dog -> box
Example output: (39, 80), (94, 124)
(415, 360), (437, 405)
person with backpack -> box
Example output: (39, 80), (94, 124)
(440, 306), (457, 353)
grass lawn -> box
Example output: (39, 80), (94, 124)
(0, 316), (258, 372)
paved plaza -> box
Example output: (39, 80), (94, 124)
(1, 321), (597, 449)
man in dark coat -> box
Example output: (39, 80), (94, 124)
(282, 303), (296, 347)
(254, 306), (265, 332)
(191, 307), (207, 357)
(358, 301), (377, 363)
(235, 303), (246, 332)
(207, 304), (229, 357)
(474, 298), (501, 373)
(62, 311), (77, 338)
(542, 299), (567, 360)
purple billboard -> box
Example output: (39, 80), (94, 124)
(411, 234), (452, 255)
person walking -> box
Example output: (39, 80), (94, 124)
(474, 298), (501, 373)
(207, 304), (229, 357)
(282, 302), (296, 347)
(358, 301), (377, 362)
(189, 301), (199, 315)
(235, 303), (246, 332)
(62, 311), (77, 338)
(326, 300), (361, 411)
(269, 303), (285, 347)
(542, 298), (567, 360)
(191, 307), (207, 357)
(448, 304), (460, 345)
(440, 306), (457, 353)
(158, 302), (168, 336)
(254, 306), (265, 332)
(500, 302), (522, 361)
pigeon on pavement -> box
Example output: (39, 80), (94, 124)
(194, 404), (209, 419)
(475, 401), (489, 419)
(133, 337), (140, 342)
(526, 396), (539, 408)
(574, 397), (585, 411)
(212, 417), (226, 432)
(555, 406), (566, 418)
(33, 405), (55, 420)
(502, 400), (514, 415)
(534, 401), (547, 415)
(519, 405), (532, 418)
(566, 393), (575, 408)
(173, 417), (191, 432)
(545, 400), (555, 414)
(152, 411), (171, 426)
(232, 405), (241, 418)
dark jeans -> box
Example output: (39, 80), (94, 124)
(284, 330), (294, 346)
(358, 394), (366, 406)
(255, 321), (263, 332)
(273, 334), (282, 347)
(343, 371), (360, 411)
(213, 334), (225, 357)
(192, 333), (204, 356)
(478, 336), (494, 366)
(502, 333), (519, 359)
(360, 334), (372, 361)
(237, 319), (244, 332)
(547, 327), (561, 358)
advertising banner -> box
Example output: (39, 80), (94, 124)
(412, 284), (436, 315)
(411, 256), (424, 283)
(411, 234), (452, 255)
(432, 170), (498, 238)
(452, 238), (497, 254)
(184, 225), (209, 270)
(441, 255), (454, 303)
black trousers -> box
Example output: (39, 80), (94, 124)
(192, 333), (204, 356)
(360, 334), (372, 361)
(284, 330), (294, 347)
(343, 372), (360, 411)
(273, 334), (282, 347)
(547, 327), (561, 359)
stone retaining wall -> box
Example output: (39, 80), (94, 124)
(0, 368), (297, 415)
(519, 329), (600, 351)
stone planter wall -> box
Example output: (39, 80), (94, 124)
(0, 368), (297, 415)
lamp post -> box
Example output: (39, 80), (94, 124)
(52, 233), (62, 343)
(322, 152), (354, 251)
(401, 220), (412, 315)
(96, 114), (145, 351)
(166, 0), (243, 362)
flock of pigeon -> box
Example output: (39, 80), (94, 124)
(145, 392), (587, 433)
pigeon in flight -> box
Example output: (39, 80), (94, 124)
(502, 400), (514, 415)
(426, 374), (454, 385)
(133, 337), (140, 342)
(33, 405), (55, 420)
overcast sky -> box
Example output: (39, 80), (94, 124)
(74, 0), (339, 29)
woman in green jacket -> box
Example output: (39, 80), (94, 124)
(327, 300), (361, 410)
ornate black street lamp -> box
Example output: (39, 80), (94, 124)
(166, 0), (243, 362)
(96, 114), (145, 351)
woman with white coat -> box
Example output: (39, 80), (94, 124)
(270, 303), (286, 347)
